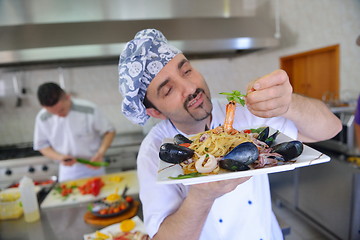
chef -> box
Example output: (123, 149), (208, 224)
(118, 29), (342, 240)
(33, 82), (116, 182)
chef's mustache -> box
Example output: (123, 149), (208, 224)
(183, 88), (205, 110)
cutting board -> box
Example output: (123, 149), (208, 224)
(84, 200), (139, 227)
(41, 170), (139, 209)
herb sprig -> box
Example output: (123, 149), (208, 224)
(219, 90), (246, 106)
(169, 172), (204, 179)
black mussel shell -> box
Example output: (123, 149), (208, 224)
(219, 159), (250, 171)
(257, 127), (269, 142)
(271, 140), (303, 161)
(159, 143), (194, 164)
(174, 134), (193, 145)
(223, 142), (259, 165)
(265, 130), (280, 146)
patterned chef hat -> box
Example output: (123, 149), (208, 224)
(118, 29), (182, 125)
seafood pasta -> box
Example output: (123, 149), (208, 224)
(180, 126), (256, 175)
(158, 100), (304, 177)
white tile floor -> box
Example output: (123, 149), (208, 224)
(272, 203), (332, 240)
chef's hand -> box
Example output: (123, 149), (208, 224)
(245, 69), (293, 118)
(61, 156), (76, 166)
(87, 152), (104, 169)
(189, 177), (251, 201)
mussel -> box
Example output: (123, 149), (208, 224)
(257, 127), (269, 142)
(159, 143), (194, 164)
(174, 134), (193, 145)
(222, 142), (259, 165)
(219, 159), (250, 171)
(257, 127), (280, 147)
(271, 140), (303, 161)
(265, 130), (280, 146)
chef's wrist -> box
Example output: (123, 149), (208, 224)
(97, 148), (108, 157)
(95, 151), (105, 160)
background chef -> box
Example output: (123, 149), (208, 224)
(33, 82), (116, 182)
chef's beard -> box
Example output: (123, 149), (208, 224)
(184, 88), (212, 121)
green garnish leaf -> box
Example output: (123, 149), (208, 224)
(219, 92), (235, 96)
(219, 90), (246, 106)
(169, 172), (204, 179)
(250, 127), (266, 133)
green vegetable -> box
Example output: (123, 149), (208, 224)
(76, 158), (109, 167)
(169, 172), (204, 179)
(219, 90), (246, 106)
(87, 204), (93, 212)
(250, 127), (266, 134)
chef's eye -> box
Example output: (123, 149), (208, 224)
(164, 87), (172, 97)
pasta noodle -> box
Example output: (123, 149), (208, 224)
(189, 128), (252, 157)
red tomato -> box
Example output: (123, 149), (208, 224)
(179, 143), (191, 148)
(125, 196), (133, 203)
(243, 129), (251, 134)
(99, 209), (108, 215)
(113, 207), (120, 213)
(119, 203), (127, 211)
(78, 177), (105, 196)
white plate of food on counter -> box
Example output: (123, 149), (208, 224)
(83, 216), (149, 240)
(157, 126), (330, 185)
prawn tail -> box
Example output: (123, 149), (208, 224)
(224, 101), (236, 133)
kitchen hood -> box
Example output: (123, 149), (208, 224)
(0, 0), (280, 65)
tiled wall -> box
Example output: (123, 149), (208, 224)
(0, 0), (359, 145)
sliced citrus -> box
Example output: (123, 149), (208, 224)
(120, 219), (136, 232)
(95, 230), (110, 239)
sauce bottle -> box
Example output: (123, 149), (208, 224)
(19, 176), (40, 222)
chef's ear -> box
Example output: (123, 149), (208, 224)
(146, 108), (167, 120)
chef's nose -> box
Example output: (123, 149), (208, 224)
(179, 78), (197, 99)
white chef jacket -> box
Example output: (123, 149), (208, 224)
(34, 98), (115, 182)
(137, 99), (297, 240)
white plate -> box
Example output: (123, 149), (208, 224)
(83, 216), (147, 240)
(157, 128), (330, 185)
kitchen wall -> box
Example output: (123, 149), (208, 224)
(0, 0), (359, 145)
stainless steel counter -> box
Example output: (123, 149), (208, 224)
(0, 195), (142, 240)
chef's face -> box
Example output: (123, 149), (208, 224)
(44, 94), (72, 117)
(146, 54), (212, 125)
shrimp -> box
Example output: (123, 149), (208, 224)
(223, 101), (239, 134)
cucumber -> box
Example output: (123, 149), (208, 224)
(76, 158), (109, 167)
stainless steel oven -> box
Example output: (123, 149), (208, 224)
(0, 143), (59, 190)
(309, 106), (356, 155)
(332, 108), (356, 150)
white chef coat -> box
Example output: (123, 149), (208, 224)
(34, 98), (115, 182)
(137, 99), (297, 240)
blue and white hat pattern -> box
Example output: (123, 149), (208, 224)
(118, 29), (182, 125)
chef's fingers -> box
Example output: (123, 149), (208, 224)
(246, 84), (286, 104)
(62, 157), (76, 166)
(247, 95), (291, 118)
(246, 78), (258, 94)
(251, 69), (289, 91)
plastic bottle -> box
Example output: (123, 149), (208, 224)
(19, 176), (40, 222)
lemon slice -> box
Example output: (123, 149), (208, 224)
(95, 230), (110, 239)
(120, 219), (136, 232)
